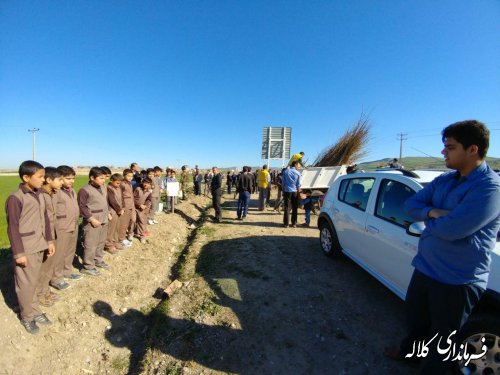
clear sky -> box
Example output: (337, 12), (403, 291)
(1, 1), (499, 170)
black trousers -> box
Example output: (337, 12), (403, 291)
(400, 270), (483, 375)
(212, 189), (222, 220)
(283, 191), (299, 225)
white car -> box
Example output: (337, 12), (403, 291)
(318, 169), (500, 375)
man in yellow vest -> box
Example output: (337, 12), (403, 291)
(288, 152), (305, 168)
(257, 165), (270, 210)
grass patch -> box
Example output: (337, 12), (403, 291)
(163, 361), (183, 375)
(185, 292), (221, 320)
(110, 354), (129, 372)
(197, 226), (215, 237)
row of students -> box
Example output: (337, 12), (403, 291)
(5, 161), (161, 334)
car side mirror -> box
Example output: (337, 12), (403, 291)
(406, 221), (425, 237)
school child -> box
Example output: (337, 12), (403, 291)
(78, 167), (111, 276)
(105, 173), (125, 254)
(100, 166), (112, 180)
(148, 167), (162, 224)
(39, 167), (63, 307)
(5, 160), (55, 334)
(134, 178), (153, 244)
(54, 165), (82, 284)
(300, 191), (318, 227)
(119, 169), (134, 246)
(165, 170), (178, 212)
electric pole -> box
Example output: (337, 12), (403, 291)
(397, 133), (407, 162)
(28, 128), (40, 160)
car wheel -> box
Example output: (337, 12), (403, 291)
(319, 221), (341, 258)
(457, 314), (500, 375)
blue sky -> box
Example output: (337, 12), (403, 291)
(1, 1), (499, 170)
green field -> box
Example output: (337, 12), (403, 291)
(0, 175), (89, 255)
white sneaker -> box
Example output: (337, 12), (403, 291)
(153, 220), (159, 224)
(148, 220), (155, 225)
(121, 240), (132, 247)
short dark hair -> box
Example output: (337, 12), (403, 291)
(100, 166), (112, 175)
(130, 163), (138, 169)
(146, 168), (154, 174)
(442, 120), (489, 159)
(291, 161), (299, 168)
(110, 173), (124, 182)
(153, 166), (163, 172)
(19, 160), (44, 179)
(44, 166), (61, 181)
(299, 152), (305, 155)
(57, 165), (76, 177)
(89, 167), (106, 179)
(123, 168), (133, 176)
(142, 177), (152, 185)
(181, 165), (186, 171)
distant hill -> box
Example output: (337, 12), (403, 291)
(359, 156), (500, 171)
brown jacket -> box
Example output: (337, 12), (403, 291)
(78, 183), (109, 224)
(55, 187), (79, 233)
(107, 185), (123, 215)
(5, 184), (53, 258)
(134, 187), (152, 210)
(41, 188), (57, 240)
(120, 181), (134, 209)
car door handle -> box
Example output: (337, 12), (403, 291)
(367, 225), (379, 234)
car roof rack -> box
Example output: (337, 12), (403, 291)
(374, 168), (420, 178)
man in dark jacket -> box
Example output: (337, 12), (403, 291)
(210, 167), (223, 222)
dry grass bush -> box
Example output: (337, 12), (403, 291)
(313, 112), (371, 167)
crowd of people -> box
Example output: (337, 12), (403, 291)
(5, 157), (313, 334)
(5, 121), (500, 375)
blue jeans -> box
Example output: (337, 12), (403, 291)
(237, 191), (250, 218)
(227, 184), (232, 194)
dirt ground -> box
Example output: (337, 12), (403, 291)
(0, 191), (417, 375)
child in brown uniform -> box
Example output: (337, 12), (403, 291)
(39, 167), (63, 306)
(134, 178), (153, 243)
(5, 160), (56, 334)
(119, 169), (134, 247)
(78, 167), (111, 276)
(105, 173), (124, 254)
(54, 165), (82, 283)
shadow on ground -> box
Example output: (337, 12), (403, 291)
(96, 233), (413, 375)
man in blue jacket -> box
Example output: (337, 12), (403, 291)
(388, 120), (500, 374)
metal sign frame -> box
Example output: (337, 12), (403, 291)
(261, 126), (292, 167)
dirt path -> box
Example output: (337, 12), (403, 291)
(0, 193), (417, 375)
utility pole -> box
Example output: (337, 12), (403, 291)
(396, 133), (407, 162)
(28, 128), (40, 160)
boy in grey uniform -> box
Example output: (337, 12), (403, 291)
(5, 160), (55, 334)
(55, 165), (82, 282)
(78, 167), (111, 276)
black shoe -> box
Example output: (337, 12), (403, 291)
(64, 273), (83, 281)
(21, 319), (39, 334)
(95, 262), (110, 269)
(50, 281), (71, 290)
(80, 268), (101, 276)
(34, 313), (52, 326)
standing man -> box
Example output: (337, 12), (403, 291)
(210, 167), (223, 223)
(180, 166), (189, 200)
(282, 161), (302, 227)
(257, 165), (270, 210)
(130, 162), (141, 189)
(236, 167), (253, 220)
(386, 120), (500, 374)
